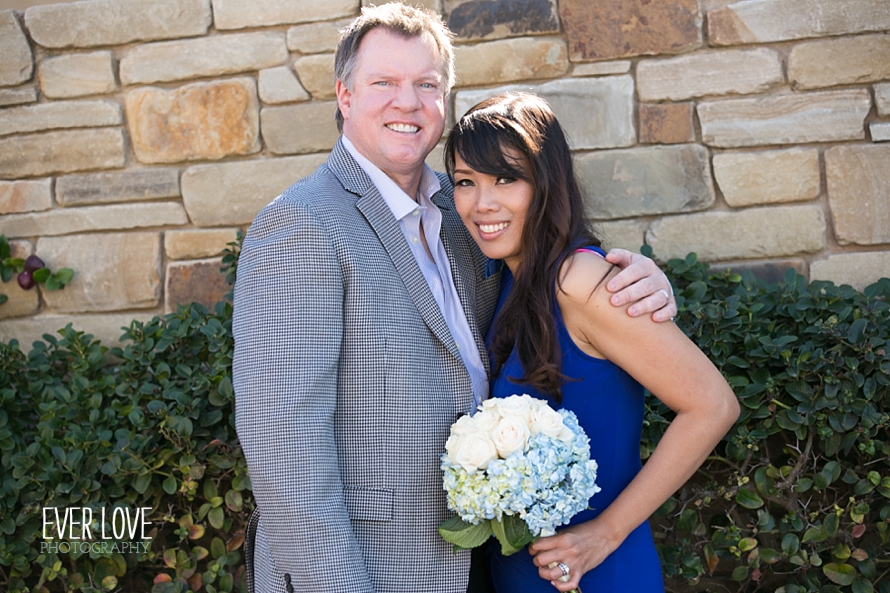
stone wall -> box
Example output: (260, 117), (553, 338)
(1, 0), (888, 347)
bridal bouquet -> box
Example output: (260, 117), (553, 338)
(438, 394), (600, 556)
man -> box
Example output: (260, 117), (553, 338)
(233, 4), (676, 592)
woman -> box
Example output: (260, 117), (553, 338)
(444, 93), (739, 592)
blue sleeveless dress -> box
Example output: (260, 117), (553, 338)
(486, 262), (665, 593)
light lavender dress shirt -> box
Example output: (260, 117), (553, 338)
(343, 136), (488, 409)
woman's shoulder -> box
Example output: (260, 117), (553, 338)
(557, 248), (617, 306)
(555, 248), (624, 358)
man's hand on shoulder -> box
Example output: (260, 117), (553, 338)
(604, 248), (676, 322)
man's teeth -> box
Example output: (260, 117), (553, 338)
(387, 123), (419, 133)
(479, 222), (508, 233)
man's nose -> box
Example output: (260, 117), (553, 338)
(393, 84), (422, 109)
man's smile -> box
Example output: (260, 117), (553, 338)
(386, 123), (420, 133)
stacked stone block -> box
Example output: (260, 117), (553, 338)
(0, 0), (888, 348)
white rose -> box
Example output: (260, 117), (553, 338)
(450, 414), (476, 437)
(454, 433), (498, 473)
(473, 408), (500, 432)
(496, 394), (534, 423)
(530, 396), (550, 410)
(530, 405), (565, 438)
(490, 415), (530, 459)
(480, 398), (501, 413)
(445, 434), (464, 461)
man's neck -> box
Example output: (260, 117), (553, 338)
(342, 135), (425, 200)
(385, 168), (422, 200)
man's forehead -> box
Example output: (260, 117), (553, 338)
(355, 28), (443, 70)
(358, 60), (444, 80)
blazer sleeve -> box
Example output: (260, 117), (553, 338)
(233, 197), (375, 591)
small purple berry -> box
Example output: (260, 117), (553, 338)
(24, 255), (45, 273)
(17, 271), (35, 290)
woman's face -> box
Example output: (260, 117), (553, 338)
(452, 149), (534, 274)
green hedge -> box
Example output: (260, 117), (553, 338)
(0, 241), (248, 593)
(1, 247), (888, 593)
(650, 251), (890, 593)
(0, 301), (249, 593)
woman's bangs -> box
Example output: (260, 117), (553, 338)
(454, 119), (528, 180)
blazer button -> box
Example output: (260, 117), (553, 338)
(284, 573), (292, 584)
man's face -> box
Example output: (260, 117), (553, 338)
(336, 27), (447, 187)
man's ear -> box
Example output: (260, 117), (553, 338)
(336, 79), (351, 121)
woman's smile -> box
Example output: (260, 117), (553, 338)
(478, 221), (510, 235)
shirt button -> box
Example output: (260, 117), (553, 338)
(412, 236), (419, 243)
(413, 209), (420, 217)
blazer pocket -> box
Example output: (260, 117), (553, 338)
(344, 486), (393, 522)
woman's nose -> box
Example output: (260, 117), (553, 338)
(476, 187), (498, 212)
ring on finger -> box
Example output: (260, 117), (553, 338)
(557, 562), (571, 583)
(658, 288), (670, 301)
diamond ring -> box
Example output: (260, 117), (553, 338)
(557, 562), (571, 583)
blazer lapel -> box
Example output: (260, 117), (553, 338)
(328, 140), (463, 363)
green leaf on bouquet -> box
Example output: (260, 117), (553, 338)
(491, 515), (534, 556)
(504, 514), (535, 550)
(438, 516), (492, 551)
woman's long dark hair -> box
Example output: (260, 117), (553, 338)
(445, 93), (602, 401)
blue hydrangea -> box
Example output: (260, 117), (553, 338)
(441, 407), (601, 536)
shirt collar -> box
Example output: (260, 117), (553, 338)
(342, 135), (441, 222)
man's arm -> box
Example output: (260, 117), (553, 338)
(604, 248), (677, 322)
(233, 200), (374, 591)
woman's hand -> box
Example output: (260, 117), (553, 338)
(603, 248), (676, 322)
(528, 519), (620, 592)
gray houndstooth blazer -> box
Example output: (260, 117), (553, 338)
(233, 138), (501, 593)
